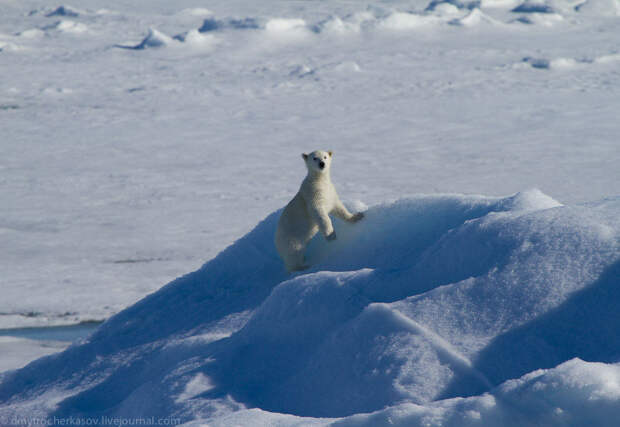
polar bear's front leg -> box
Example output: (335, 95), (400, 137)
(310, 206), (336, 241)
(333, 200), (364, 223)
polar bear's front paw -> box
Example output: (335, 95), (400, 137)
(351, 212), (364, 222)
(326, 231), (337, 241)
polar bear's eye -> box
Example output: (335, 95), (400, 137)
(313, 157), (317, 161)
(323, 156), (327, 160)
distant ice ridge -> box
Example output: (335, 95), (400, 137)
(118, 3), (565, 51)
(1, 190), (618, 425)
(9, 0), (618, 55)
(109, 0), (620, 52)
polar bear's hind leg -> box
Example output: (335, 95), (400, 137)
(285, 245), (309, 272)
(275, 237), (308, 272)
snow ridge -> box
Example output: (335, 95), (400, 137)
(0, 190), (618, 425)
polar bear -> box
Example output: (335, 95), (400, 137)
(274, 150), (364, 272)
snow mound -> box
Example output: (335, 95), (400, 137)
(332, 61), (362, 73)
(198, 16), (262, 32)
(480, 0), (521, 8)
(449, 8), (501, 26)
(511, 1), (557, 13)
(429, 3), (463, 16)
(521, 53), (620, 69)
(173, 30), (218, 48)
(265, 18), (307, 33)
(263, 18), (312, 42)
(45, 5), (81, 18)
(0, 191), (618, 425)
(521, 56), (568, 69)
(43, 20), (88, 34)
(426, 0), (482, 11)
(311, 12), (377, 34)
(118, 28), (174, 50)
(117, 27), (218, 50)
(325, 358), (620, 427)
(201, 358), (620, 426)
(15, 28), (45, 39)
(595, 53), (620, 63)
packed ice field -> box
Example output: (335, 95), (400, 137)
(1, 0), (619, 425)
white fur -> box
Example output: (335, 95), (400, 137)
(274, 150), (364, 272)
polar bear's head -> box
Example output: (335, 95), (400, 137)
(302, 150), (333, 174)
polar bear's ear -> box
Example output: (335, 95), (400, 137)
(302, 153), (309, 160)
(328, 151), (333, 157)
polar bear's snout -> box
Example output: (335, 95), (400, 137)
(319, 161), (325, 169)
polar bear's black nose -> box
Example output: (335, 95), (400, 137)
(319, 161), (325, 169)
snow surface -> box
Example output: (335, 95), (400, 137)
(1, 0), (619, 333)
(1, 190), (619, 426)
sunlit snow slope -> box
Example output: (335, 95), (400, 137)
(0, 190), (618, 426)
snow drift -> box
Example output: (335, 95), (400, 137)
(0, 190), (618, 425)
